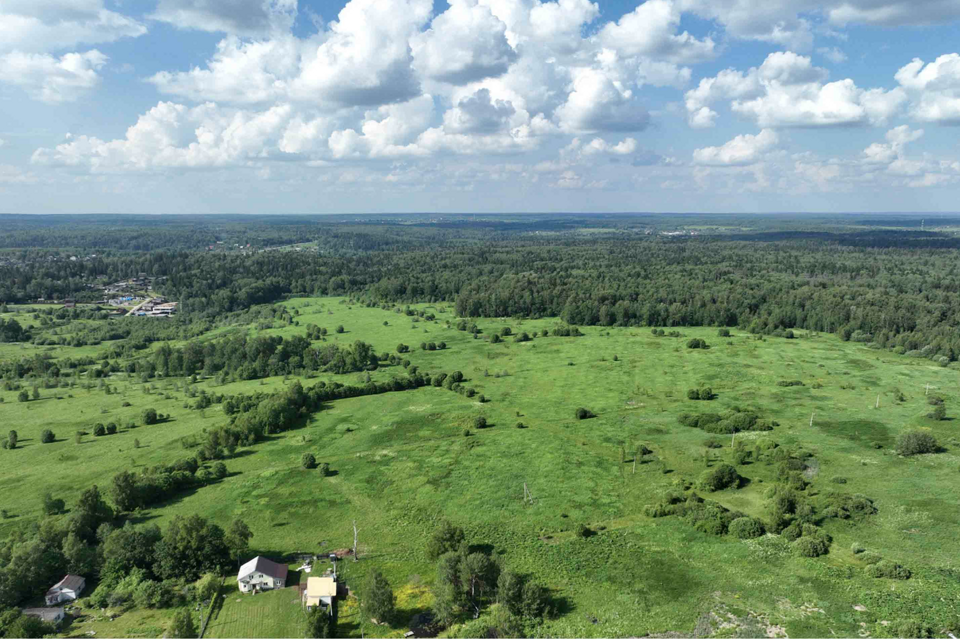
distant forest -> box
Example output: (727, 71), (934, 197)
(3, 213), (960, 363)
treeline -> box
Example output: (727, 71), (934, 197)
(5, 223), (960, 362)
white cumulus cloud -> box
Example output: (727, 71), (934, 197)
(0, 50), (107, 103)
(693, 129), (779, 165)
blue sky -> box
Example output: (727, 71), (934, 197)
(1, 0), (959, 214)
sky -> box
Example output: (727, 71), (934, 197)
(0, 0), (959, 214)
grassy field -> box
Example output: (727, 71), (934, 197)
(205, 584), (305, 639)
(3, 297), (960, 637)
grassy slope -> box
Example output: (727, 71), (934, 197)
(2, 297), (959, 637)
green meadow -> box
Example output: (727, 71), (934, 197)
(2, 297), (959, 637)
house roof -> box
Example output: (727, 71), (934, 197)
(47, 575), (84, 594)
(23, 608), (64, 622)
(306, 576), (337, 598)
(238, 556), (288, 582)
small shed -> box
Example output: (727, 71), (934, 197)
(304, 576), (337, 611)
(22, 608), (65, 626)
(45, 575), (85, 605)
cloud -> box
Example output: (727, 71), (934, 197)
(292, 0), (432, 107)
(555, 68), (650, 133)
(598, 0), (716, 64)
(817, 46), (848, 63)
(895, 54), (960, 124)
(861, 124), (923, 164)
(687, 51), (906, 128)
(0, 50), (107, 103)
(0, 0), (145, 54)
(149, 0), (297, 36)
(693, 129), (779, 165)
(411, 0), (516, 85)
(443, 89), (517, 133)
(0, 164), (37, 184)
(32, 101), (295, 171)
(148, 36), (305, 104)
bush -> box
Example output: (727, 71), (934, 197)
(894, 620), (933, 638)
(931, 403), (947, 421)
(574, 523), (591, 538)
(897, 431), (939, 456)
(473, 416), (487, 429)
(106, 422), (117, 435)
(776, 380), (804, 387)
(426, 521), (465, 560)
(93, 423), (106, 437)
(698, 464), (741, 492)
(319, 462), (330, 477)
(301, 453), (316, 469)
(575, 407), (596, 420)
(141, 408), (158, 425)
(40, 429), (55, 443)
(867, 560), (911, 580)
(729, 517), (765, 539)
(717, 328), (731, 337)
(793, 536), (829, 557)
(686, 338), (708, 349)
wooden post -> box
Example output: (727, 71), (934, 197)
(352, 521), (360, 562)
(809, 412), (814, 428)
(876, 394), (880, 409)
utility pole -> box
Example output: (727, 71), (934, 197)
(352, 521), (360, 562)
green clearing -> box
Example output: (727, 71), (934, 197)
(205, 584), (305, 639)
(3, 297), (960, 637)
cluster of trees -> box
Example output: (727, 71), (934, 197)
(147, 336), (380, 380)
(0, 480), (253, 621)
(0, 319), (27, 343)
(678, 409), (776, 434)
(425, 522), (550, 637)
(110, 459), (227, 513)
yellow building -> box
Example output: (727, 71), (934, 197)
(304, 576), (337, 610)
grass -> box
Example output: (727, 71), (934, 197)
(205, 584), (305, 639)
(4, 297), (960, 637)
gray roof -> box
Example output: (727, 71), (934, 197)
(23, 608), (64, 622)
(47, 575), (84, 594)
(238, 556), (288, 581)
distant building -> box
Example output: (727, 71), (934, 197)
(237, 557), (287, 593)
(45, 575), (85, 605)
(304, 576), (337, 611)
(22, 608), (65, 626)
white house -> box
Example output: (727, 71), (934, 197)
(22, 608), (65, 626)
(237, 556), (287, 593)
(45, 575), (85, 606)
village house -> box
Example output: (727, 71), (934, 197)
(237, 556), (287, 593)
(45, 575), (85, 606)
(22, 608), (65, 626)
(303, 576), (337, 612)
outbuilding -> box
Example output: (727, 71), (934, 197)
(304, 576), (337, 611)
(23, 608), (65, 626)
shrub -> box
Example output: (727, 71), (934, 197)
(687, 338), (708, 349)
(141, 408), (158, 425)
(793, 536), (829, 557)
(851, 542), (865, 554)
(717, 328), (731, 337)
(40, 429), (55, 443)
(106, 422), (117, 435)
(729, 517), (765, 539)
(687, 388), (700, 400)
(319, 462), (330, 477)
(931, 403), (947, 421)
(897, 431), (939, 456)
(473, 416), (487, 429)
(426, 520), (465, 560)
(894, 621), (932, 638)
(698, 464), (741, 492)
(867, 560), (911, 580)
(336, 325), (344, 333)
(301, 453), (316, 469)
(703, 438), (722, 449)
(575, 407), (596, 420)
(776, 380), (804, 387)
(574, 523), (591, 538)
(213, 462), (227, 479)
(93, 423), (106, 437)
(17, 390), (29, 402)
